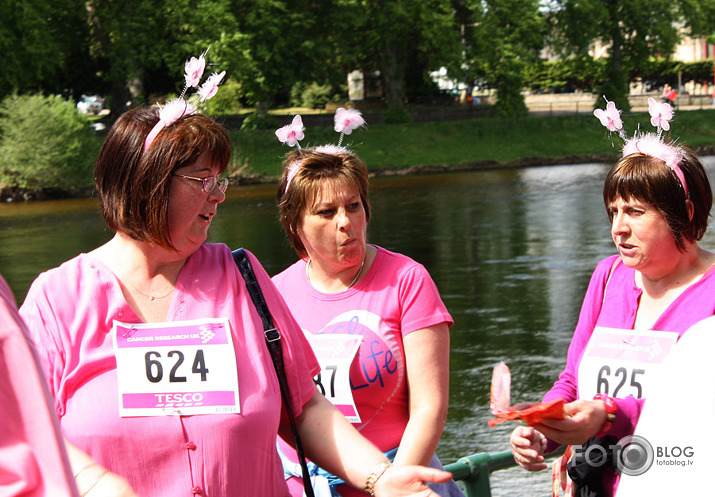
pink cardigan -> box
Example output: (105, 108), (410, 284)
(544, 254), (715, 495)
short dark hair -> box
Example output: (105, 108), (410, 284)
(603, 146), (712, 250)
(276, 147), (371, 258)
(95, 108), (231, 249)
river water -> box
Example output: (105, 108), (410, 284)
(2, 159), (715, 495)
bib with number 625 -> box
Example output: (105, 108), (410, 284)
(578, 326), (678, 400)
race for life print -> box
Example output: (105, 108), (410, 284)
(311, 310), (404, 424)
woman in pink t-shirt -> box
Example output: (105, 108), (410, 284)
(509, 138), (715, 497)
(18, 61), (451, 496)
(273, 145), (463, 497)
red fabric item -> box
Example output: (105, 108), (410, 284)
(488, 398), (565, 427)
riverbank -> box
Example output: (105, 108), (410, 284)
(222, 107), (715, 182)
(3, 107), (715, 201)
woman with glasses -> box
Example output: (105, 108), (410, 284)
(18, 108), (450, 497)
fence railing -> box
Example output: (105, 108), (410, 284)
(444, 446), (567, 497)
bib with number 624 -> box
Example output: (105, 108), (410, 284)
(578, 326), (678, 400)
(112, 318), (240, 417)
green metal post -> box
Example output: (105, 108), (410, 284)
(444, 446), (567, 497)
(445, 451), (516, 497)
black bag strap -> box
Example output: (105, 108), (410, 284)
(232, 248), (315, 497)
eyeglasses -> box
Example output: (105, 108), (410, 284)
(174, 174), (229, 194)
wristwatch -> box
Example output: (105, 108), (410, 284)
(593, 393), (617, 437)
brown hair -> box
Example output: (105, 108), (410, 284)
(603, 147), (712, 250)
(276, 147), (371, 258)
(94, 108), (231, 249)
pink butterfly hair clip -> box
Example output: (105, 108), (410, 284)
(275, 115), (305, 149)
(277, 108), (367, 194)
(594, 95), (687, 197)
(593, 98), (626, 140)
(143, 47), (226, 152)
(334, 107), (366, 146)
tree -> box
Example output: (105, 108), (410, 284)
(546, 0), (715, 111)
(0, 0), (92, 101)
(228, 0), (342, 123)
(0, 94), (97, 190)
(336, 0), (461, 116)
(84, 0), (167, 115)
(458, 0), (546, 117)
(84, 0), (245, 116)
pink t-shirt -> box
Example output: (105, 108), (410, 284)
(543, 254), (715, 497)
(1, 275), (79, 497)
(19, 244), (320, 497)
(273, 246), (453, 497)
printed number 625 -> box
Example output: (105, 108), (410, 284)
(596, 366), (644, 398)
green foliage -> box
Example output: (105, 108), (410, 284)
(340, 0), (461, 107)
(639, 58), (715, 87)
(545, 0), (715, 111)
(495, 72), (529, 118)
(0, 94), (97, 190)
(0, 0), (90, 101)
(202, 78), (244, 116)
(681, 60), (715, 84)
(240, 111), (279, 131)
(382, 106), (413, 124)
(290, 82), (338, 109)
(524, 58), (606, 92)
(523, 56), (714, 95)
(595, 65), (630, 111)
(463, 0), (545, 118)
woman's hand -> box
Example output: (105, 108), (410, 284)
(510, 426), (548, 471)
(373, 465), (452, 497)
(535, 399), (607, 446)
(74, 464), (140, 497)
(67, 440), (140, 497)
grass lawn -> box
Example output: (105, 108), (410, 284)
(226, 108), (715, 181)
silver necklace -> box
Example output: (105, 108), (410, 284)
(307, 257), (366, 289)
(130, 285), (175, 301)
(113, 245), (175, 301)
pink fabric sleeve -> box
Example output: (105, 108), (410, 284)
(542, 256), (645, 452)
(0, 275), (79, 497)
(542, 257), (618, 405)
(397, 263), (454, 336)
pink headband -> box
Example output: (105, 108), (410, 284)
(143, 100), (197, 152)
(595, 96), (688, 197)
(278, 109), (366, 195)
(284, 161), (300, 194)
(143, 48), (225, 152)
(282, 145), (349, 194)
(622, 134), (688, 197)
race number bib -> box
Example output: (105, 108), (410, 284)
(306, 334), (362, 423)
(578, 326), (678, 400)
(113, 319), (240, 417)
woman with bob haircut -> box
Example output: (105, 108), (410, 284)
(18, 105), (451, 497)
(510, 129), (715, 497)
(273, 145), (463, 497)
